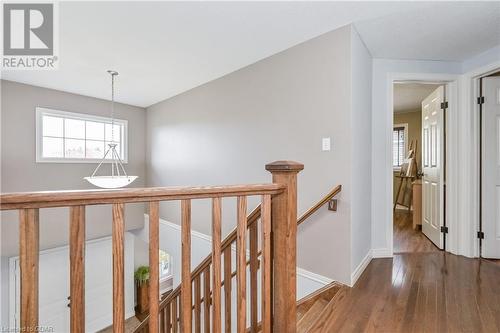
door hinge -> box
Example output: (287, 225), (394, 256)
(477, 96), (485, 105)
(441, 226), (449, 234)
(477, 231), (485, 239)
(441, 101), (448, 109)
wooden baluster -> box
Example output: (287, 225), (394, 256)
(19, 208), (39, 332)
(261, 195), (272, 333)
(112, 203), (125, 333)
(165, 302), (171, 333)
(194, 275), (201, 333)
(160, 308), (165, 333)
(150, 202), (160, 333)
(266, 161), (303, 333)
(249, 222), (258, 333)
(181, 199), (192, 332)
(212, 197), (222, 333)
(203, 266), (211, 333)
(70, 206), (85, 333)
(236, 196), (247, 333)
(172, 297), (178, 333)
(223, 247), (232, 333)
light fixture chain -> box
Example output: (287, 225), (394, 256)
(111, 72), (115, 143)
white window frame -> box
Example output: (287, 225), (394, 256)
(36, 107), (128, 163)
(393, 123), (408, 171)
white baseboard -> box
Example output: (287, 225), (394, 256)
(350, 250), (372, 287)
(371, 248), (393, 258)
(297, 267), (334, 285)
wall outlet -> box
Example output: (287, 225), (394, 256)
(322, 137), (331, 151)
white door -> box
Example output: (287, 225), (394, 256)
(13, 249), (70, 332)
(482, 77), (500, 258)
(12, 234), (135, 332)
(422, 86), (445, 249)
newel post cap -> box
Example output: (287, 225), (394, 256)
(265, 160), (304, 172)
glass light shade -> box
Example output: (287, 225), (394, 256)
(84, 175), (137, 189)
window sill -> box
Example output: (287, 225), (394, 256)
(36, 158), (129, 164)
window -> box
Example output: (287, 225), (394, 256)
(159, 250), (171, 280)
(36, 107), (128, 163)
(393, 124), (408, 168)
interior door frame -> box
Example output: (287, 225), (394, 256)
(476, 66), (500, 258)
(386, 73), (459, 257)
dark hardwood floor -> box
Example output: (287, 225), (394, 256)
(309, 253), (500, 332)
(393, 210), (440, 253)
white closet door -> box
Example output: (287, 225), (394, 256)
(482, 77), (500, 258)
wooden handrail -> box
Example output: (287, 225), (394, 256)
(297, 184), (342, 225)
(0, 183), (284, 210)
(134, 184), (342, 331)
(5, 161), (308, 333)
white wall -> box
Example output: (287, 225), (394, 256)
(349, 27), (372, 284)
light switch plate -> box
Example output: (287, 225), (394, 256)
(322, 137), (331, 151)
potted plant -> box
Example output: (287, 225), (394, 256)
(135, 266), (150, 314)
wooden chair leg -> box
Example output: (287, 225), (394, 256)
(407, 183), (413, 214)
(400, 178), (408, 211)
(394, 178), (403, 211)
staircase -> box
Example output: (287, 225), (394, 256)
(133, 182), (342, 333)
(1, 160), (342, 333)
(296, 282), (348, 333)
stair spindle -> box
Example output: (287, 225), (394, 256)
(249, 221), (258, 333)
(149, 201), (160, 333)
(69, 206), (85, 333)
(181, 200), (192, 332)
(237, 196), (247, 333)
(261, 194), (272, 333)
(203, 266), (211, 333)
(223, 246), (232, 333)
(19, 208), (40, 332)
(112, 203), (125, 333)
(212, 197), (222, 332)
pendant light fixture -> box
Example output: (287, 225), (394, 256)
(84, 70), (138, 188)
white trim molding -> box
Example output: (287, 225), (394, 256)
(297, 267), (334, 286)
(371, 248), (393, 258)
(385, 73), (459, 257)
(350, 250), (372, 287)
(35, 107), (129, 163)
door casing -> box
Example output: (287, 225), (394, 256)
(386, 73), (458, 257)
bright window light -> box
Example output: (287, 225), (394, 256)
(36, 107), (128, 163)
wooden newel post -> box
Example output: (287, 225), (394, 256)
(265, 160), (303, 333)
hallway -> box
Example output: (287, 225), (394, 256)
(310, 253), (500, 332)
(393, 210), (440, 253)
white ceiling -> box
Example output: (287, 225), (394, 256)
(355, 1), (500, 61)
(393, 83), (440, 113)
(2, 2), (499, 107)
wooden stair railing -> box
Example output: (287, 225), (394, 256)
(134, 184), (342, 333)
(0, 161), (303, 333)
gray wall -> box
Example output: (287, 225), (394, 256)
(147, 25), (358, 284)
(349, 28), (372, 278)
(0, 80), (147, 325)
(1, 80), (147, 255)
